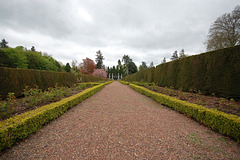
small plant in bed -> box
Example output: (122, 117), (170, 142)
(22, 85), (73, 108)
(0, 93), (17, 120)
(0, 83), (95, 121)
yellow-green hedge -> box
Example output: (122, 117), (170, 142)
(0, 81), (112, 151)
(118, 81), (129, 85)
(129, 83), (240, 143)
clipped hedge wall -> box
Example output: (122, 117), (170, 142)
(128, 83), (240, 143)
(0, 67), (77, 99)
(81, 74), (108, 82)
(123, 45), (240, 98)
(123, 67), (155, 83)
(154, 46), (240, 98)
(0, 81), (112, 151)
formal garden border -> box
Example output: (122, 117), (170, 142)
(0, 81), (112, 151)
(119, 81), (240, 143)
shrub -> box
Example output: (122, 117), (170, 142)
(0, 81), (112, 151)
(154, 46), (240, 98)
(123, 45), (240, 98)
(0, 93), (17, 120)
(128, 83), (240, 142)
(0, 67), (77, 99)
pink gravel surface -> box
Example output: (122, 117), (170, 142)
(1, 81), (240, 159)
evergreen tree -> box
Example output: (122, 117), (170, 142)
(128, 62), (137, 74)
(141, 61), (147, 69)
(171, 51), (178, 61)
(149, 62), (154, 67)
(95, 50), (104, 69)
(65, 63), (71, 72)
(122, 55), (132, 75)
(31, 46), (36, 52)
(179, 49), (187, 58)
(0, 39), (8, 48)
(162, 57), (166, 63)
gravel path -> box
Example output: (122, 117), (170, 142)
(1, 81), (240, 159)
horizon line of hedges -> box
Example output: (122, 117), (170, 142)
(127, 83), (240, 143)
(0, 81), (112, 151)
(0, 67), (108, 99)
(123, 45), (240, 98)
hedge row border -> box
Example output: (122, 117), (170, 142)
(125, 82), (240, 143)
(122, 45), (240, 98)
(0, 81), (112, 151)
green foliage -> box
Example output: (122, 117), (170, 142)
(22, 85), (72, 109)
(128, 83), (240, 143)
(95, 50), (104, 69)
(81, 74), (107, 82)
(171, 50), (179, 60)
(0, 47), (61, 72)
(0, 82), (112, 151)
(124, 45), (240, 99)
(0, 39), (8, 48)
(0, 93), (16, 120)
(154, 45), (240, 98)
(23, 86), (43, 108)
(0, 49), (14, 67)
(0, 67), (77, 99)
(2, 47), (28, 69)
(128, 61), (137, 74)
(123, 67), (155, 83)
(118, 81), (129, 85)
(64, 63), (71, 72)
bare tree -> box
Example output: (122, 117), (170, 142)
(206, 5), (240, 51)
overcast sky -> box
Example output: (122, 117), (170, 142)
(0, 0), (238, 67)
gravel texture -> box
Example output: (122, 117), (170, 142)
(1, 81), (240, 159)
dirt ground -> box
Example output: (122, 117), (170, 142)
(1, 81), (239, 159)
(145, 85), (240, 116)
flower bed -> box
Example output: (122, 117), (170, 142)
(127, 83), (240, 143)
(0, 81), (112, 151)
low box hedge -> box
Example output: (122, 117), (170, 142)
(118, 81), (129, 85)
(0, 81), (112, 151)
(128, 83), (240, 143)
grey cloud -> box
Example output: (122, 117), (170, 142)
(0, 0), (239, 67)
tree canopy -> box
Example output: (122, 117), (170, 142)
(171, 51), (178, 61)
(79, 57), (96, 74)
(95, 50), (104, 69)
(206, 5), (240, 51)
(0, 39), (8, 48)
(0, 45), (61, 71)
(65, 63), (71, 72)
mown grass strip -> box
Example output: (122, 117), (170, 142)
(0, 81), (112, 151)
(127, 83), (240, 143)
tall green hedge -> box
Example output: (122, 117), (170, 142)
(123, 45), (240, 98)
(123, 67), (155, 83)
(81, 74), (107, 82)
(0, 67), (77, 99)
(154, 45), (240, 98)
